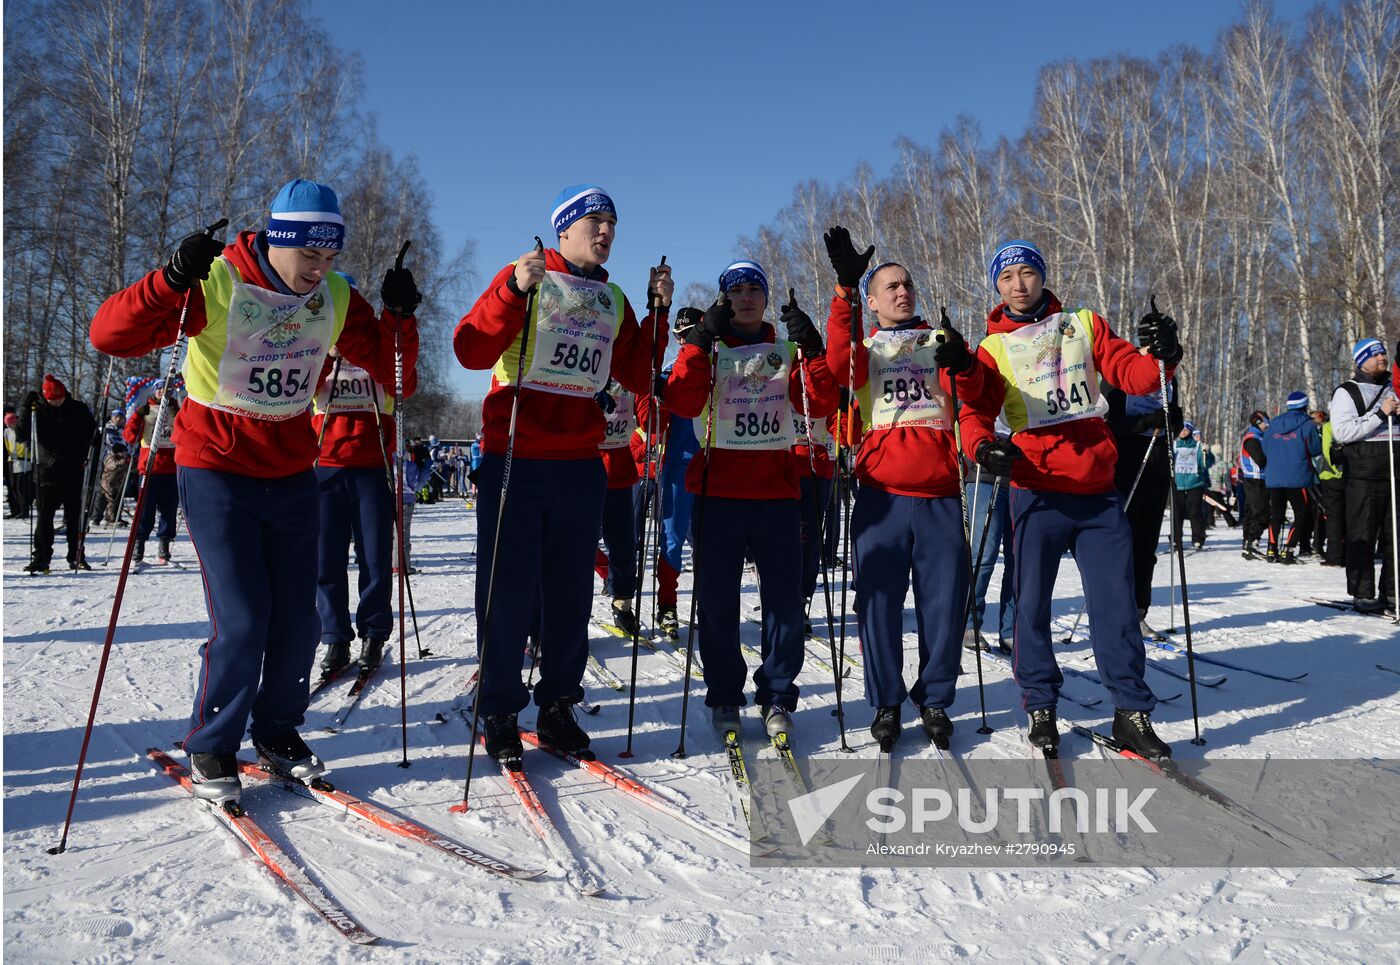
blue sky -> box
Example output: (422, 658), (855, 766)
(307, 0), (1327, 398)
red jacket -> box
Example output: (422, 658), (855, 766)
(667, 325), (837, 500)
(91, 231), (418, 478)
(123, 404), (177, 475)
(310, 356), (403, 470)
(825, 294), (985, 498)
(960, 291), (1174, 495)
(453, 249), (666, 460)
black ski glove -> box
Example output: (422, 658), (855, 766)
(933, 309), (972, 374)
(381, 265), (422, 315)
(1137, 296), (1183, 367)
(780, 289), (823, 357)
(823, 225), (875, 289)
(652, 374), (667, 401)
(975, 438), (1024, 477)
(687, 297), (732, 352)
(163, 230), (225, 292)
(1131, 408), (1167, 435)
(594, 389), (616, 414)
(137, 404), (151, 418)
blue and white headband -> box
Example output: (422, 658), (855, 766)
(859, 261), (900, 305)
(988, 240), (1046, 291)
(1353, 337), (1386, 368)
(551, 184), (617, 236)
(718, 261), (768, 297)
(267, 179), (345, 251)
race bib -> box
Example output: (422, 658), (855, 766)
(141, 410), (176, 450)
(313, 360), (383, 414)
(710, 342), (796, 451)
(791, 403), (833, 456)
(1000, 312), (1108, 430)
(210, 273), (334, 420)
(522, 271), (619, 397)
(1173, 446), (1199, 476)
(600, 387), (635, 450)
(866, 329), (949, 430)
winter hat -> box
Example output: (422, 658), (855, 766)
(266, 179), (344, 250)
(1353, 337), (1386, 368)
(551, 185), (616, 236)
(1286, 391), (1308, 411)
(718, 261), (768, 298)
(673, 306), (703, 337)
(989, 240), (1046, 291)
(4, 413), (16, 428)
(1182, 420), (1196, 433)
(42, 375), (66, 401)
(859, 262), (900, 306)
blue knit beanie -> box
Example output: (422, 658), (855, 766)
(1286, 391), (1308, 411)
(989, 240), (1046, 291)
(1353, 337), (1386, 368)
(267, 179), (344, 250)
(718, 261), (768, 298)
(551, 185), (616, 236)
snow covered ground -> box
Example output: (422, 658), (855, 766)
(4, 498), (1399, 963)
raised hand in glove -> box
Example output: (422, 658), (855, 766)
(688, 296), (732, 352)
(934, 308), (972, 374)
(823, 225), (875, 289)
(163, 229), (226, 292)
(381, 262), (422, 316)
(594, 389), (617, 414)
(975, 438), (1024, 477)
(781, 289), (823, 356)
(1137, 296), (1182, 367)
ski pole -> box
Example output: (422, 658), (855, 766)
(939, 308), (972, 549)
(1389, 414), (1398, 622)
(367, 381), (429, 659)
(390, 240), (412, 769)
(672, 312), (723, 760)
(834, 285), (861, 706)
(621, 255), (667, 759)
(457, 237), (543, 808)
(964, 471), (1001, 736)
(48, 217), (226, 854)
(27, 400), (38, 565)
(789, 288), (851, 753)
(314, 354), (344, 463)
(1151, 296), (1204, 746)
(1060, 428), (1161, 643)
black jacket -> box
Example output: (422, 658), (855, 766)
(17, 392), (97, 484)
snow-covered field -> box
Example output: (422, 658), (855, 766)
(4, 498), (1399, 963)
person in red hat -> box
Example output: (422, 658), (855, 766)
(18, 375), (97, 572)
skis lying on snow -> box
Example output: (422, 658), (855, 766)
(1143, 638), (1307, 682)
(236, 759), (544, 881)
(146, 749), (378, 945)
(323, 657), (387, 733)
(719, 726), (766, 842)
(1306, 597), (1398, 621)
(519, 731), (751, 855)
(1145, 655), (1227, 688)
(591, 619), (704, 680)
(465, 737), (606, 897)
(1061, 662), (1183, 702)
(1070, 727), (1397, 887)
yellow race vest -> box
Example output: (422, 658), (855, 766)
(493, 269), (625, 398)
(979, 309), (1108, 432)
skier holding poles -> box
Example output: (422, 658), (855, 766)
(820, 227), (985, 751)
(453, 185), (669, 770)
(90, 179), (421, 803)
(309, 269), (418, 681)
(665, 261), (836, 740)
(960, 240), (1175, 760)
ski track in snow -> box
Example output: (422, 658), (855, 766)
(5, 505), (1399, 962)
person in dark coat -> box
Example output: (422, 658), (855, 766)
(18, 375), (97, 572)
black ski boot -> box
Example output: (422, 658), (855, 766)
(70, 558), (92, 571)
(320, 641), (351, 678)
(483, 713), (523, 770)
(1265, 544), (1279, 563)
(658, 606), (679, 641)
(918, 706), (953, 749)
(610, 598), (639, 636)
(962, 628), (991, 652)
(1112, 709), (1172, 760)
(1027, 707), (1060, 754)
(188, 751), (241, 806)
(356, 635), (386, 671)
(870, 706), (901, 751)
(158, 537), (172, 563)
(134, 541), (146, 565)
(23, 559), (49, 575)
(252, 730), (327, 783)
(536, 698), (592, 757)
